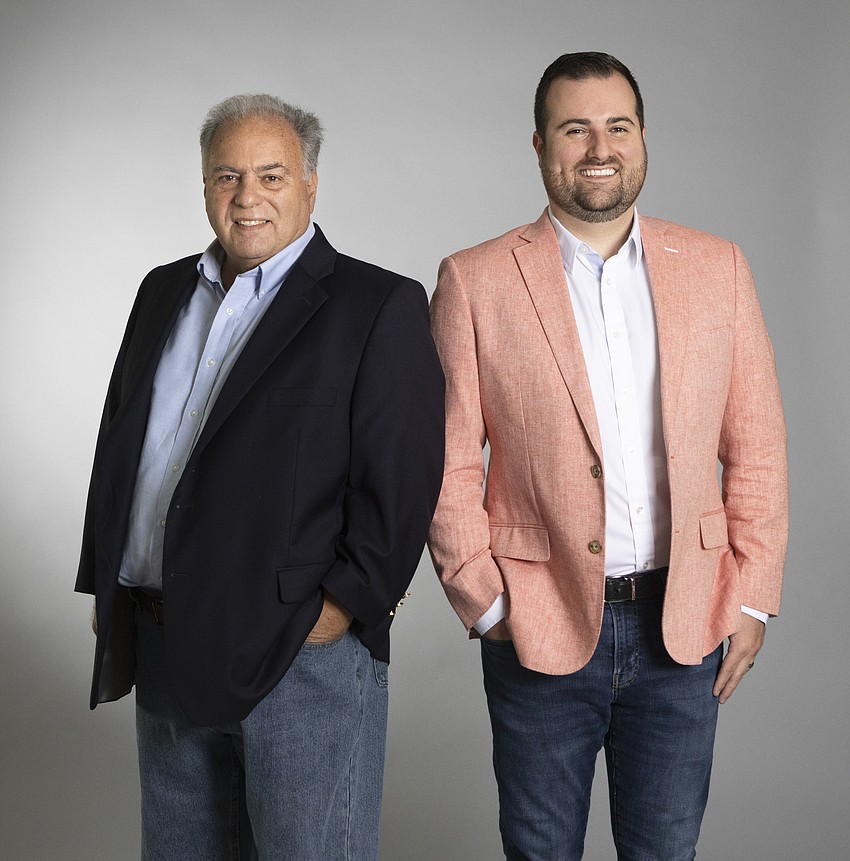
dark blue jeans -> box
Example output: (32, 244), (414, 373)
(134, 612), (388, 861)
(481, 596), (722, 861)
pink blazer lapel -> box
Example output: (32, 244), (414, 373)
(640, 218), (692, 442)
(514, 211), (603, 460)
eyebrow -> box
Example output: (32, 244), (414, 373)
(556, 116), (637, 129)
(211, 163), (293, 174)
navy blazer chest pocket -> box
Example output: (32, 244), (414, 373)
(268, 387), (338, 407)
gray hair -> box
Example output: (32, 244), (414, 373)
(200, 94), (323, 178)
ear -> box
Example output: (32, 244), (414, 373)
(532, 130), (545, 160)
(306, 172), (318, 212)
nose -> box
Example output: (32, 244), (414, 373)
(233, 174), (262, 207)
(586, 132), (613, 161)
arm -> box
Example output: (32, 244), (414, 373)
(75, 280), (148, 596)
(427, 256), (505, 631)
(319, 279), (445, 629)
(714, 244), (788, 701)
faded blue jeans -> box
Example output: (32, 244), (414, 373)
(134, 611), (388, 861)
(481, 595), (722, 861)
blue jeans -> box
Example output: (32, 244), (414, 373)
(134, 611), (388, 861)
(481, 596), (722, 861)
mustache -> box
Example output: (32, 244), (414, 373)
(577, 158), (621, 169)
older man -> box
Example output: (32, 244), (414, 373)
(76, 94), (444, 860)
(428, 53), (787, 859)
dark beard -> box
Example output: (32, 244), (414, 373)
(541, 152), (647, 224)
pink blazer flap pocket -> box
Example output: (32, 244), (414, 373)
(489, 524), (551, 562)
(699, 510), (729, 549)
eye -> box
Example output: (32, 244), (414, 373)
(565, 127), (587, 137)
(217, 174), (238, 184)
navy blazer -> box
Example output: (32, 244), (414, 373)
(76, 226), (445, 725)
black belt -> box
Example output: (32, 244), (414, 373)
(129, 587), (164, 624)
(604, 568), (667, 603)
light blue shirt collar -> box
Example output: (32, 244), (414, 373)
(197, 221), (317, 297)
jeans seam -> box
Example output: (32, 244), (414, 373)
(609, 739), (621, 857)
(345, 636), (366, 861)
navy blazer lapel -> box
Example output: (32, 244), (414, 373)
(119, 257), (200, 407)
(192, 226), (335, 452)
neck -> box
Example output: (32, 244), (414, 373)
(550, 204), (636, 261)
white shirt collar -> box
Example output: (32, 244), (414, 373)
(547, 208), (644, 278)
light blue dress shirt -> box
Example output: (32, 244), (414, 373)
(119, 223), (315, 591)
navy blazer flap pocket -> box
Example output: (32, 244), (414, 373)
(699, 510), (729, 549)
(277, 561), (334, 602)
(268, 387), (338, 407)
(489, 525), (550, 562)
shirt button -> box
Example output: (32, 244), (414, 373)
(642, 562), (650, 570)
(159, 519), (166, 528)
(190, 410), (198, 418)
(588, 540), (602, 554)
(636, 506), (644, 515)
(207, 358), (216, 367)
(171, 464), (181, 473)
(226, 308), (234, 316)
(590, 464), (602, 479)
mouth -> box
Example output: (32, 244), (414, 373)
(579, 167), (617, 177)
(234, 219), (269, 227)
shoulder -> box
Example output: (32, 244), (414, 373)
(333, 252), (422, 291)
(304, 225), (427, 309)
(138, 253), (203, 291)
(640, 215), (740, 256)
(325, 251), (429, 317)
(444, 222), (535, 267)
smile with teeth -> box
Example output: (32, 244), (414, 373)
(236, 219), (268, 226)
(579, 168), (617, 177)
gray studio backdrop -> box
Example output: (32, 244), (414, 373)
(1, 1), (848, 858)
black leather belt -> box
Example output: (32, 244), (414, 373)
(604, 568), (667, 603)
(129, 587), (164, 624)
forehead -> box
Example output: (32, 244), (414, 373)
(207, 116), (304, 169)
(545, 73), (639, 125)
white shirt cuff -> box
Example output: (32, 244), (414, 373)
(474, 593), (506, 635)
(741, 605), (768, 624)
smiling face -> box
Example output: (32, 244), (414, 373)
(203, 115), (317, 287)
(533, 73), (647, 233)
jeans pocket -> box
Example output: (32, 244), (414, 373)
(481, 637), (514, 648)
(301, 631), (348, 650)
(373, 659), (388, 688)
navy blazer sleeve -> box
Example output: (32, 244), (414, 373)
(323, 277), (445, 628)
